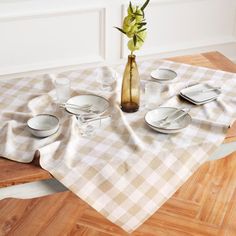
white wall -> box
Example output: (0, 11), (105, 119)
(0, 0), (235, 76)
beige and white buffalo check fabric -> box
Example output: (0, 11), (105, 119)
(0, 59), (236, 232)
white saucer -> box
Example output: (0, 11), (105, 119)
(66, 94), (110, 115)
(145, 107), (192, 134)
(150, 68), (177, 82)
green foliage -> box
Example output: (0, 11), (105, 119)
(141, 0), (150, 11)
(115, 0), (150, 53)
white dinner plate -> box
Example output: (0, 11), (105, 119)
(180, 83), (221, 105)
(150, 68), (177, 82)
(65, 94), (110, 115)
(145, 107), (192, 134)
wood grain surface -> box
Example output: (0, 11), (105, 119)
(0, 157), (52, 188)
(1, 151), (236, 235)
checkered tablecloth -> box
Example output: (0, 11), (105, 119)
(0, 59), (236, 232)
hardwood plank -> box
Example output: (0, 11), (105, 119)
(218, 189), (236, 236)
(196, 155), (236, 225)
(202, 51), (236, 73)
(77, 208), (129, 236)
(69, 225), (114, 236)
(138, 211), (219, 236)
(0, 152), (236, 235)
(174, 161), (212, 203)
(168, 53), (217, 69)
(0, 156), (52, 188)
(160, 197), (200, 218)
(78, 205), (219, 236)
(0, 192), (87, 236)
(169, 51), (236, 72)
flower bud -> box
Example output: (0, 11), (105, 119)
(128, 39), (143, 52)
(137, 30), (147, 41)
(127, 5), (137, 15)
(123, 16), (136, 32)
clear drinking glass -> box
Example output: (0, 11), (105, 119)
(76, 115), (101, 137)
(96, 68), (117, 92)
(144, 81), (162, 109)
(54, 77), (71, 103)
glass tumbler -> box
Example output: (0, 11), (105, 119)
(96, 68), (117, 92)
(54, 77), (71, 103)
(76, 115), (101, 137)
(144, 81), (162, 109)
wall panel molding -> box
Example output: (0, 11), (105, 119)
(0, 0), (235, 76)
(233, 6), (236, 39)
(0, 6), (106, 75)
(0, 6), (104, 23)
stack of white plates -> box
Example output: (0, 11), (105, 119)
(180, 83), (221, 105)
(150, 68), (177, 83)
(145, 107), (192, 134)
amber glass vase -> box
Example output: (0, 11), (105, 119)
(121, 54), (140, 113)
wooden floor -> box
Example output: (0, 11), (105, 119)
(1, 151), (236, 236)
(0, 52), (236, 236)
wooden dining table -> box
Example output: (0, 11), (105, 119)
(0, 51), (236, 235)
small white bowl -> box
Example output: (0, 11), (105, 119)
(27, 114), (59, 138)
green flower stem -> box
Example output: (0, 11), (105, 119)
(129, 53), (133, 102)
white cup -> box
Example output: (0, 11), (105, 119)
(76, 115), (101, 137)
(96, 68), (117, 92)
(54, 77), (71, 103)
(145, 81), (162, 109)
